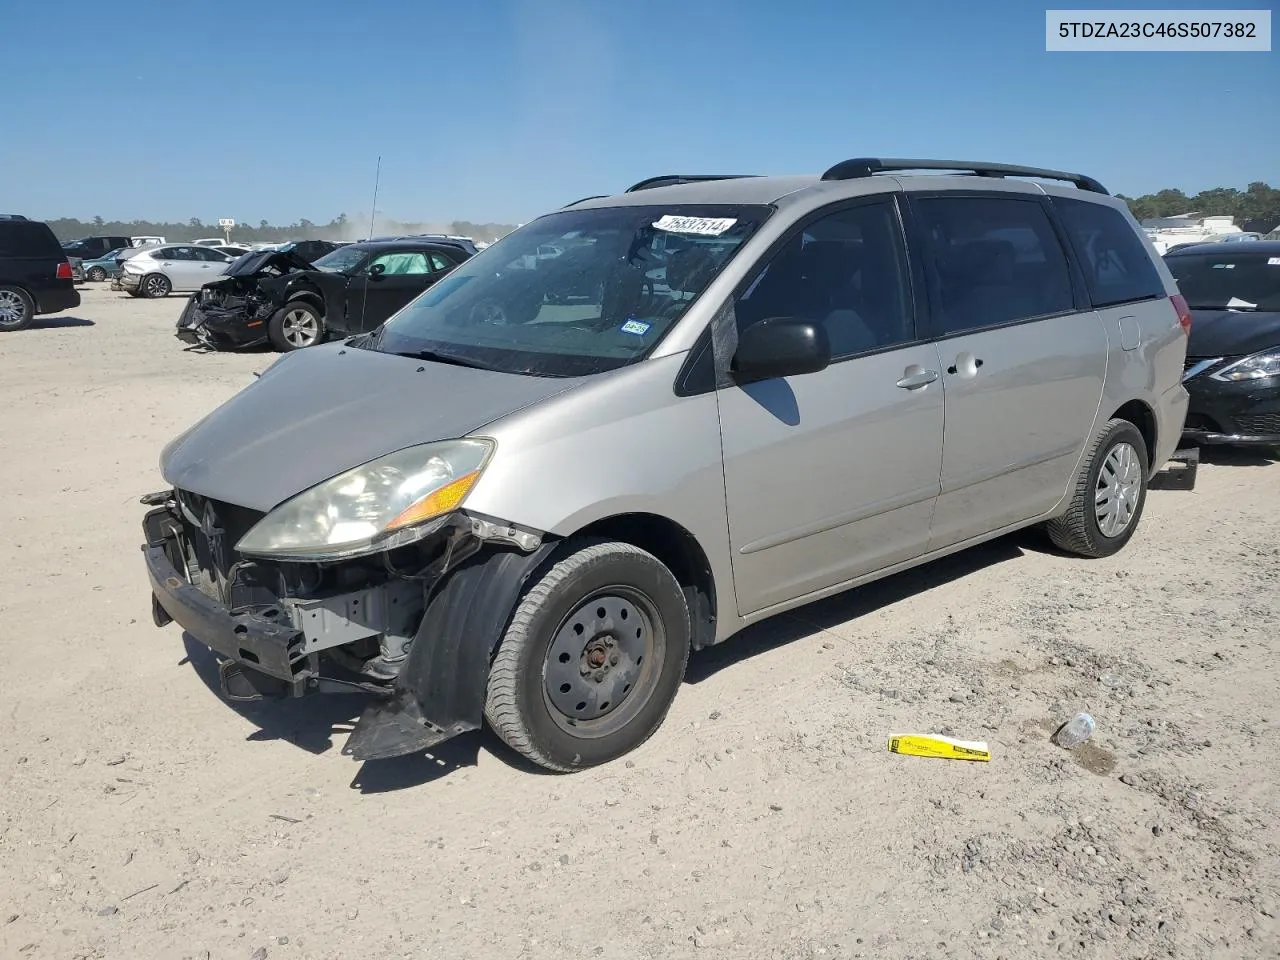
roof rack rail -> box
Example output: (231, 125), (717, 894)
(562, 195), (607, 208)
(624, 174), (759, 193)
(819, 158), (1108, 195)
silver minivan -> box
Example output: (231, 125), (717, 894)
(141, 158), (1191, 772)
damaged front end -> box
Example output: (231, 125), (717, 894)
(176, 250), (316, 350)
(141, 487), (552, 761)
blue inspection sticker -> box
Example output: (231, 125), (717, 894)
(620, 319), (651, 335)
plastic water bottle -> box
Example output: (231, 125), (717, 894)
(1052, 713), (1096, 748)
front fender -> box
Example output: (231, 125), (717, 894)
(342, 542), (558, 761)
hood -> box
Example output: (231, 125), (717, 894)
(160, 343), (585, 512)
(1186, 309), (1280, 358)
(223, 249), (315, 277)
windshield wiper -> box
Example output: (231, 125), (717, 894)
(389, 349), (497, 371)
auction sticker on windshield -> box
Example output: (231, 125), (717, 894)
(653, 215), (737, 236)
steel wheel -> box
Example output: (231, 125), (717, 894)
(0, 288), (31, 329)
(87, 267), (106, 282)
(542, 587), (663, 735)
(1094, 441), (1142, 537)
(281, 307), (320, 347)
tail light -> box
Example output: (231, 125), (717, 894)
(56, 260), (73, 280)
(1171, 294), (1192, 335)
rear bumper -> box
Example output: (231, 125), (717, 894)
(34, 285), (80, 315)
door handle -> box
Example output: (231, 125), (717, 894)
(896, 369), (939, 389)
(946, 357), (984, 375)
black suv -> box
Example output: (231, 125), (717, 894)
(62, 235), (133, 259)
(0, 215), (80, 331)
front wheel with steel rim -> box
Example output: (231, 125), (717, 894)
(1047, 418), (1149, 558)
(87, 267), (107, 282)
(141, 273), (171, 298)
(0, 285), (35, 331)
(267, 301), (325, 351)
(484, 539), (691, 772)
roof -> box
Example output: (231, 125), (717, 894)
(345, 238), (470, 252)
(1164, 240), (1280, 257)
(568, 159), (1111, 212)
(571, 175), (821, 209)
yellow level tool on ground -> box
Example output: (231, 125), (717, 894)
(888, 734), (991, 761)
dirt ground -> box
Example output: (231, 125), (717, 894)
(2, 286), (1278, 960)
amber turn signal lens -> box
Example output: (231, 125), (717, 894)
(386, 470), (481, 530)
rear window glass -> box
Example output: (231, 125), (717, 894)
(0, 221), (62, 258)
(1055, 198), (1165, 307)
(1164, 253), (1280, 311)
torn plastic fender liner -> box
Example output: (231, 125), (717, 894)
(343, 541), (559, 761)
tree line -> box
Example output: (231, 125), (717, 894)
(46, 213), (520, 245)
(1116, 181), (1279, 231)
(44, 180), (1280, 244)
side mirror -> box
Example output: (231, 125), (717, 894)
(731, 317), (831, 383)
(369, 262), (386, 279)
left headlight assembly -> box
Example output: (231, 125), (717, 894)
(235, 439), (494, 561)
(1210, 349), (1280, 382)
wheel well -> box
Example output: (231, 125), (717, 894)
(286, 292), (324, 312)
(1112, 400), (1157, 464)
(571, 513), (718, 650)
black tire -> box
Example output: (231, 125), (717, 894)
(1047, 418), (1149, 558)
(87, 267), (107, 282)
(0, 285), (35, 331)
(267, 301), (325, 351)
(141, 273), (171, 298)
(484, 539), (691, 772)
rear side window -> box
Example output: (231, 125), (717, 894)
(0, 221), (62, 258)
(914, 196), (1074, 335)
(1054, 198), (1165, 307)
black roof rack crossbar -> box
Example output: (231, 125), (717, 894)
(819, 158), (1108, 195)
(624, 174), (760, 193)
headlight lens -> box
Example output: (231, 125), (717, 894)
(235, 439), (493, 560)
(1211, 350), (1280, 381)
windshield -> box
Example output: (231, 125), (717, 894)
(1167, 252), (1280, 311)
(370, 204), (769, 376)
(312, 246), (369, 274)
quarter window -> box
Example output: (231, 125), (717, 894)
(915, 196), (1074, 335)
(428, 252), (454, 272)
(1054, 197), (1166, 307)
(734, 201), (915, 358)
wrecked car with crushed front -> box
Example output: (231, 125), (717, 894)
(176, 239), (471, 352)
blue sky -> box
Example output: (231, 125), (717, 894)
(3, 0), (1275, 226)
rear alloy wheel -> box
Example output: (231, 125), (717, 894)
(268, 301), (325, 351)
(1047, 418), (1149, 558)
(141, 273), (171, 298)
(484, 540), (691, 772)
(0, 285), (35, 331)
(87, 267), (107, 282)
